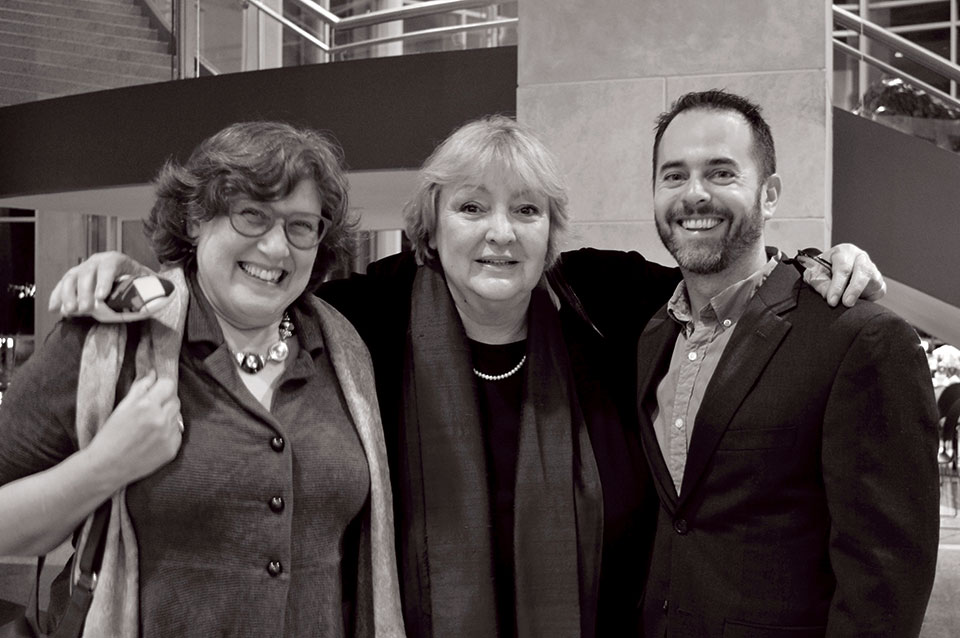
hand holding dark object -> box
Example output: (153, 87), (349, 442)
(48, 250), (152, 317)
(89, 275), (175, 323)
(788, 244), (886, 307)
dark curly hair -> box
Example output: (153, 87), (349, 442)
(144, 120), (354, 293)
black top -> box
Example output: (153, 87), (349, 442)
(469, 338), (526, 638)
(318, 248), (682, 636)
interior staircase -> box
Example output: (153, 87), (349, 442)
(0, 0), (172, 107)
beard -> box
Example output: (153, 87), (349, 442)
(656, 193), (765, 275)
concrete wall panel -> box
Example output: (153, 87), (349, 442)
(520, 0), (826, 86)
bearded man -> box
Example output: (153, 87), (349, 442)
(635, 89), (939, 637)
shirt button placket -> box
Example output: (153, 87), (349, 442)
(266, 434), (287, 582)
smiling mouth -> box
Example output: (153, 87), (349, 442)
(678, 217), (724, 231)
(239, 261), (288, 284)
(476, 257), (519, 266)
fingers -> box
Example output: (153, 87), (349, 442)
(48, 251), (130, 317)
(802, 267), (832, 301)
(75, 267), (100, 315)
(817, 244), (884, 307)
(48, 277), (63, 312)
(841, 253), (873, 307)
(94, 255), (123, 301)
(119, 370), (157, 403)
(864, 278), (887, 302)
(146, 378), (179, 412)
(51, 269), (79, 314)
(820, 244), (855, 307)
(852, 252), (886, 302)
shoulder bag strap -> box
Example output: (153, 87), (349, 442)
(42, 322), (141, 638)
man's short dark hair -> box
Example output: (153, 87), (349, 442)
(652, 89), (777, 184)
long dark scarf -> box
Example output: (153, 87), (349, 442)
(398, 264), (603, 638)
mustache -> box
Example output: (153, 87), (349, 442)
(666, 201), (734, 223)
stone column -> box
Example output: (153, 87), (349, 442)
(517, 0), (832, 264)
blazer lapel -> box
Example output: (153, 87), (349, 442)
(636, 310), (684, 510)
(677, 263), (800, 503)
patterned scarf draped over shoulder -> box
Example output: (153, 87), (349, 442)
(74, 267), (404, 637)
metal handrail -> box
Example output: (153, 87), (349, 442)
(837, 0), (946, 9)
(245, 0), (330, 52)
(833, 38), (960, 110)
(284, 0), (503, 29)
(833, 5), (960, 86)
(292, 0), (340, 26)
(336, 0), (506, 30)
(331, 17), (517, 53)
(241, 0), (514, 61)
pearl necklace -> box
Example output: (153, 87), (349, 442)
(233, 313), (295, 374)
(472, 354), (527, 381)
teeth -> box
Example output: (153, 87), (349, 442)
(478, 258), (517, 265)
(680, 218), (722, 231)
(240, 262), (284, 283)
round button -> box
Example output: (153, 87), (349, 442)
(687, 351), (697, 361)
(269, 496), (285, 513)
(674, 518), (689, 535)
(270, 436), (285, 452)
(267, 560), (283, 577)
(722, 319), (732, 328)
(674, 418), (684, 429)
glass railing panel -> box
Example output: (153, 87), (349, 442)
(330, 1), (517, 61)
(0, 0), (515, 108)
(197, 0), (247, 75)
(832, 1), (960, 153)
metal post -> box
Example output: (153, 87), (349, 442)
(951, 0), (957, 97)
(859, 0), (869, 107)
(195, 0), (201, 77)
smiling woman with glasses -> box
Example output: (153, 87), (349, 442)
(0, 121), (404, 637)
(228, 204), (330, 249)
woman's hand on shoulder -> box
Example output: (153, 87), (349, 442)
(807, 243), (886, 307)
(49, 250), (154, 317)
(84, 371), (183, 487)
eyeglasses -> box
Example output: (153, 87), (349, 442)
(228, 206), (329, 250)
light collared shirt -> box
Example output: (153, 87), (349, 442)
(651, 256), (779, 495)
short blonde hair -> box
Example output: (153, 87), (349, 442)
(402, 115), (570, 268)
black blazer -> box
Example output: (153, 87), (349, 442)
(318, 248), (681, 636)
(635, 262), (940, 637)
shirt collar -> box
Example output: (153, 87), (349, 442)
(184, 270), (325, 356)
(666, 254), (780, 332)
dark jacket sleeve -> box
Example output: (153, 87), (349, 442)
(821, 311), (940, 636)
(553, 248), (681, 342)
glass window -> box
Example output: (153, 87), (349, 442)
(0, 211), (36, 336)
